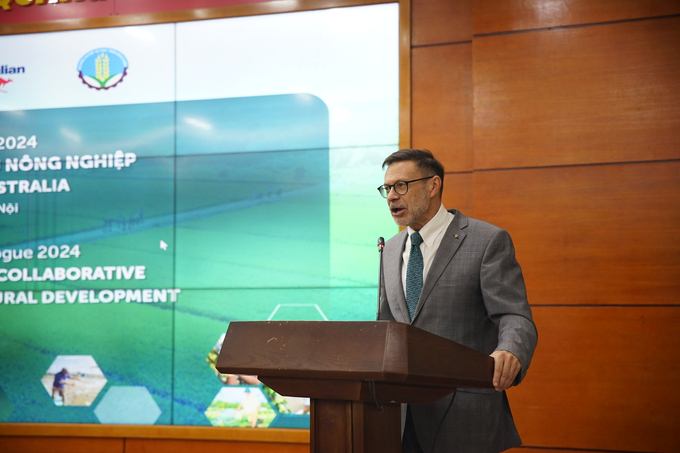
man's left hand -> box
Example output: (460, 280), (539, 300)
(490, 350), (521, 391)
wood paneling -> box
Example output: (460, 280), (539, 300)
(400, 0), (412, 149)
(115, 0), (268, 16)
(473, 16), (680, 170)
(0, 436), (123, 453)
(507, 306), (680, 452)
(0, 0), (114, 26)
(473, 161), (680, 306)
(0, 0), (393, 35)
(474, 0), (680, 35)
(507, 449), (602, 453)
(0, 423), (308, 443)
(441, 172), (473, 218)
(412, 0), (472, 46)
(412, 43), (473, 173)
(125, 438), (308, 453)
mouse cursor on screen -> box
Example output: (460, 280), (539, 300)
(160, 240), (168, 251)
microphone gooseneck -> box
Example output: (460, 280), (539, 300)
(376, 237), (385, 320)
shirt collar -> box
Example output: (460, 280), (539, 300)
(407, 204), (450, 248)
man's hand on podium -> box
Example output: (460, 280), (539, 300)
(490, 350), (520, 391)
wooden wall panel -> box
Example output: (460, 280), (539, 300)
(507, 306), (680, 452)
(473, 161), (680, 306)
(412, 44), (473, 173)
(125, 438), (308, 453)
(473, 17), (680, 170)
(473, 0), (680, 35)
(507, 449), (601, 453)
(115, 0), (268, 16)
(411, 0), (472, 46)
(0, 1), (114, 26)
(0, 436), (123, 453)
(441, 172), (473, 218)
(0, 424), (308, 443)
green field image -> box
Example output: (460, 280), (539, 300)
(0, 301), (172, 423)
(0, 155), (176, 292)
(328, 144), (399, 287)
(174, 149), (329, 290)
(0, 95), (399, 427)
(0, 387), (13, 422)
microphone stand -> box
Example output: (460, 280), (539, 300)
(369, 237), (387, 413)
(376, 237), (385, 320)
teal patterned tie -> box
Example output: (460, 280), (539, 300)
(406, 232), (424, 320)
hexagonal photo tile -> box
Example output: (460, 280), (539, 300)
(261, 385), (310, 415)
(206, 333), (261, 386)
(204, 330), (310, 429)
(205, 386), (275, 428)
(41, 355), (107, 407)
(94, 386), (161, 424)
(267, 303), (328, 321)
(206, 333), (229, 384)
(262, 385), (310, 428)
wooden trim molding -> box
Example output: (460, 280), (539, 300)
(0, 423), (309, 443)
(0, 0), (394, 35)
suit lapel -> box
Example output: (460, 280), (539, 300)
(412, 210), (468, 322)
(384, 229), (410, 324)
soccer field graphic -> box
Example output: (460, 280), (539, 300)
(0, 4), (399, 427)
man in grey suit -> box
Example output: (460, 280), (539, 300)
(377, 149), (537, 453)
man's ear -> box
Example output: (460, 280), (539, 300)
(430, 175), (442, 198)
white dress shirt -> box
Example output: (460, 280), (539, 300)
(401, 204), (455, 295)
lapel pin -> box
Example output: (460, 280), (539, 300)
(454, 234), (459, 238)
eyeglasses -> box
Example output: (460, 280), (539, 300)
(377, 175), (435, 198)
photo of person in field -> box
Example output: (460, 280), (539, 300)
(41, 356), (107, 407)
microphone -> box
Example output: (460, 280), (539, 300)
(376, 237), (385, 320)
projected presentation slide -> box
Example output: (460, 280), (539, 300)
(0, 4), (399, 427)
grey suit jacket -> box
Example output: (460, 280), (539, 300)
(378, 210), (538, 453)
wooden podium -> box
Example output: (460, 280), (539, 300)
(216, 321), (494, 453)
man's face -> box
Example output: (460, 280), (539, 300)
(383, 160), (434, 230)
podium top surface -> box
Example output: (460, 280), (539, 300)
(216, 321), (493, 391)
